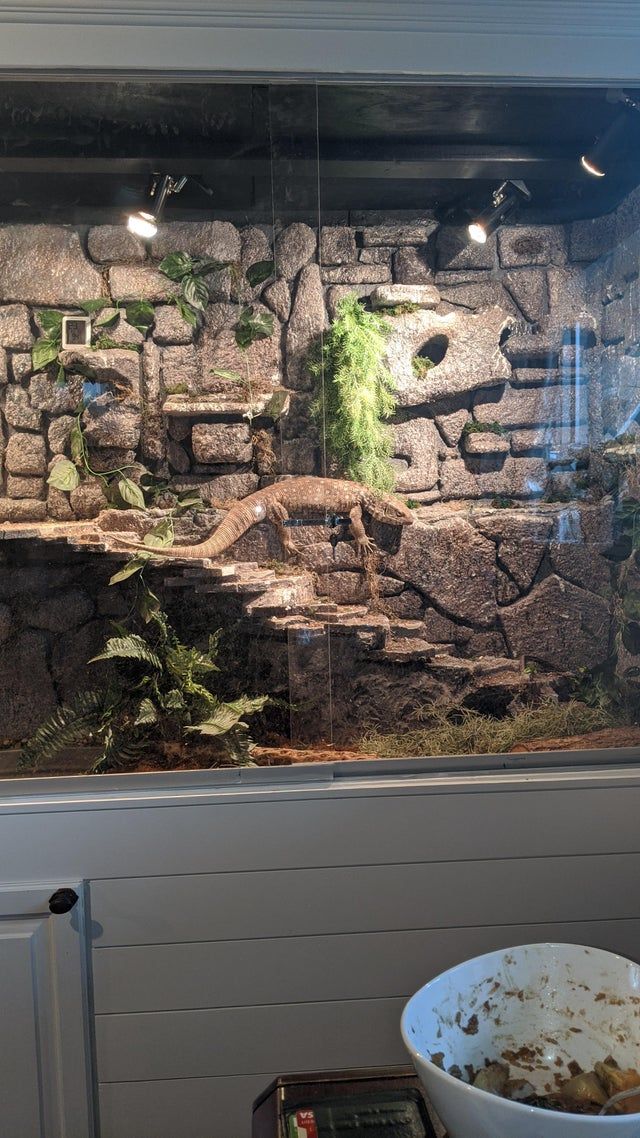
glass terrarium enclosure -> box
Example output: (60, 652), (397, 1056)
(0, 80), (638, 777)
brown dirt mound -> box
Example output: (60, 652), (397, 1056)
(510, 726), (640, 753)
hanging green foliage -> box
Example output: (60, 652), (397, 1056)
(310, 293), (397, 492)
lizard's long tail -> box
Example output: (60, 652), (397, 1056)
(111, 497), (266, 561)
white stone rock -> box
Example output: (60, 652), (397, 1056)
(391, 418), (439, 492)
(370, 283), (440, 310)
(0, 226), (103, 305)
(385, 305), (513, 405)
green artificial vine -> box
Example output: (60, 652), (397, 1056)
(310, 292), (397, 492)
(158, 252), (230, 326)
(48, 406), (201, 520)
(210, 258), (276, 417)
(32, 299), (155, 383)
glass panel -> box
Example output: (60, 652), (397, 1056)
(314, 82), (640, 761)
(0, 79), (638, 778)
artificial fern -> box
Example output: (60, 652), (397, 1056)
(90, 635), (162, 670)
(21, 590), (269, 775)
(19, 689), (116, 771)
(310, 293), (397, 492)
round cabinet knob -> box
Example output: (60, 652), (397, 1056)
(48, 888), (79, 915)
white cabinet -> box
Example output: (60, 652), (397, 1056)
(0, 883), (95, 1138)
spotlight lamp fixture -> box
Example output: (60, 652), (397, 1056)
(581, 91), (640, 178)
(467, 180), (532, 245)
(127, 172), (188, 238)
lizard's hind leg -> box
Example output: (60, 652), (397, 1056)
(267, 500), (300, 558)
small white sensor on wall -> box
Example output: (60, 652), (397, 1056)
(61, 315), (92, 349)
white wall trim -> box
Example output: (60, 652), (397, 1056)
(1, 762), (640, 815)
(0, 1), (639, 80)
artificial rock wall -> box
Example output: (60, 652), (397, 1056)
(0, 204), (628, 525)
(0, 203), (637, 746)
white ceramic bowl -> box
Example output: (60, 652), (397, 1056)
(401, 944), (640, 1138)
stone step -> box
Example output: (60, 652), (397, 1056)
(198, 570), (279, 595)
(162, 394), (276, 418)
(207, 562), (258, 579)
(262, 615), (326, 636)
(388, 619), (427, 640)
(371, 637), (439, 664)
(244, 580), (316, 617)
(300, 603), (371, 625)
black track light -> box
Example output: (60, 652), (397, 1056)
(580, 94), (640, 178)
(127, 173), (188, 238)
(468, 180), (532, 245)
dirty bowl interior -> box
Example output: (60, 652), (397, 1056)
(401, 943), (640, 1138)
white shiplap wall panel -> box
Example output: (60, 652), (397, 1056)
(96, 997), (408, 1082)
(3, 767), (640, 1136)
(99, 1073), (280, 1138)
(93, 918), (640, 1015)
(89, 851), (640, 948)
(2, 777), (640, 880)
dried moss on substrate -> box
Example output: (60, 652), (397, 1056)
(361, 700), (613, 758)
(310, 293), (397, 492)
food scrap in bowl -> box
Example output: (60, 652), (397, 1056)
(454, 1056), (640, 1115)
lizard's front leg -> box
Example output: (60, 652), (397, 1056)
(349, 504), (375, 558)
(267, 500), (300, 558)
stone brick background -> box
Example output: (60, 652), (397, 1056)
(0, 202), (636, 524)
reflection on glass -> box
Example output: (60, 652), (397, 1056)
(0, 80), (637, 778)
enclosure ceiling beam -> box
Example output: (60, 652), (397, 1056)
(0, 150), (612, 181)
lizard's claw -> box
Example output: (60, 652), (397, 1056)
(282, 538), (301, 558)
(356, 535), (375, 558)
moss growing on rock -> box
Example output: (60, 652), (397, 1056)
(463, 420), (507, 436)
(411, 355), (435, 378)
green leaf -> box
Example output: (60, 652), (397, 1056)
(263, 388), (290, 421)
(159, 252), (194, 281)
(188, 695), (268, 737)
(70, 421), (84, 465)
(56, 363), (67, 386)
(176, 492), (204, 511)
(38, 310), (64, 337)
(183, 274), (209, 312)
(94, 308), (119, 328)
(90, 634), (162, 669)
(143, 518), (174, 549)
(125, 300), (155, 332)
(20, 689), (114, 771)
(175, 295), (199, 327)
(134, 697), (158, 727)
(164, 688), (186, 711)
(78, 299), (109, 315)
(47, 458), (80, 492)
(31, 337), (60, 373)
(235, 309), (275, 350)
(108, 555), (150, 585)
(138, 585), (161, 623)
(193, 257), (230, 276)
(246, 259), (275, 287)
(210, 368), (244, 383)
(117, 477), (146, 510)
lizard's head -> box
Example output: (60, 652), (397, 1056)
(365, 491), (415, 527)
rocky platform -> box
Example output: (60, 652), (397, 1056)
(0, 493), (620, 737)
